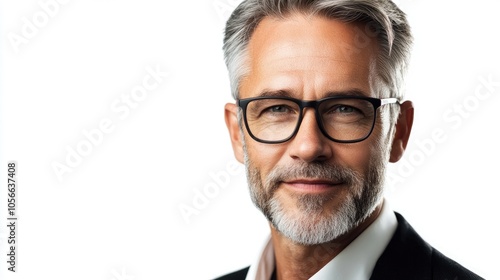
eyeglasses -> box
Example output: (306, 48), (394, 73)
(237, 96), (399, 144)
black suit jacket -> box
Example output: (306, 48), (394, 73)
(214, 213), (483, 280)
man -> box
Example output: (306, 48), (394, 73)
(217, 0), (483, 279)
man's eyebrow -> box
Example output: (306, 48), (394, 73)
(257, 90), (293, 98)
(256, 89), (370, 98)
(323, 89), (370, 97)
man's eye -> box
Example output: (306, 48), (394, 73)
(337, 105), (358, 113)
(331, 105), (361, 114)
(268, 105), (289, 113)
(262, 105), (294, 114)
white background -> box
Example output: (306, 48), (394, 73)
(0, 0), (499, 279)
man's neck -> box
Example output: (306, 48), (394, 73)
(270, 203), (383, 280)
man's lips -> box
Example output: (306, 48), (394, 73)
(282, 179), (344, 193)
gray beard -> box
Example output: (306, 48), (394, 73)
(244, 148), (387, 245)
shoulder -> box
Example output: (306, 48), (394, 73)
(370, 212), (483, 280)
(431, 248), (483, 280)
(213, 267), (249, 280)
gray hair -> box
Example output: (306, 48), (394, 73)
(222, 0), (413, 106)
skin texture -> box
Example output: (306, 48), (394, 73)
(225, 13), (414, 280)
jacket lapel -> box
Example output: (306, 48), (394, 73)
(369, 213), (433, 280)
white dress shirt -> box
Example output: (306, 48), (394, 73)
(245, 199), (398, 280)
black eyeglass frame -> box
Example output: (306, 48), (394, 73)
(237, 96), (400, 144)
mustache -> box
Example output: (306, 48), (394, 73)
(264, 162), (360, 191)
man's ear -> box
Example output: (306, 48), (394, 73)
(389, 101), (414, 163)
(225, 103), (245, 164)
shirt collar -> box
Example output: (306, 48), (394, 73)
(245, 199), (398, 280)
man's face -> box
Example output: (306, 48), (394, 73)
(228, 14), (395, 245)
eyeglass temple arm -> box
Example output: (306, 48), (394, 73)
(381, 98), (400, 106)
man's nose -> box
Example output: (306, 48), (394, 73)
(287, 108), (333, 162)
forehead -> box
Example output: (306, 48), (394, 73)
(240, 13), (380, 99)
